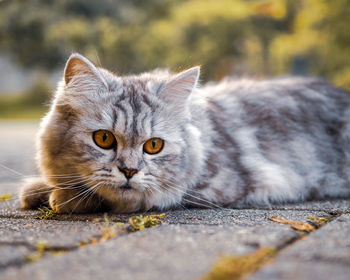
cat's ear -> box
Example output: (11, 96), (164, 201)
(160, 66), (200, 101)
(64, 53), (108, 89)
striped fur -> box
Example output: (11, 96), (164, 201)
(20, 53), (350, 213)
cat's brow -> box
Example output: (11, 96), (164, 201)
(113, 103), (128, 133)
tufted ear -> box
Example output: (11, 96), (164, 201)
(64, 53), (108, 89)
(160, 66), (200, 102)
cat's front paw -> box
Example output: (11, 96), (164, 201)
(49, 188), (107, 214)
(20, 178), (52, 209)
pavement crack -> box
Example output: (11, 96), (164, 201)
(0, 240), (78, 270)
(0, 240), (78, 251)
(0, 213), (166, 271)
(247, 213), (341, 277)
(200, 213), (338, 280)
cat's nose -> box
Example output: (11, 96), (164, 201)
(118, 167), (138, 179)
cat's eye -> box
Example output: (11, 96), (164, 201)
(143, 138), (164, 154)
(93, 130), (116, 149)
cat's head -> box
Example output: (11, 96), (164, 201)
(38, 53), (203, 212)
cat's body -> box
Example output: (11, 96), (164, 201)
(190, 78), (350, 207)
(20, 54), (350, 213)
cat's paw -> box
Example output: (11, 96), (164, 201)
(49, 188), (107, 214)
(20, 178), (52, 209)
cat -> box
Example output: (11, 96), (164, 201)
(20, 53), (350, 213)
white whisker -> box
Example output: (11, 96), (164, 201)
(0, 163), (24, 176)
(153, 176), (223, 209)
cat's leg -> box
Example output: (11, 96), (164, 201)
(20, 178), (52, 209)
(49, 188), (109, 213)
(21, 178), (109, 213)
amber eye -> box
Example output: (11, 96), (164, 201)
(143, 138), (164, 154)
(93, 130), (116, 149)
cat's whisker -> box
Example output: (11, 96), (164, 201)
(85, 182), (104, 204)
(26, 177), (94, 194)
(144, 184), (154, 195)
(160, 177), (212, 196)
(84, 187), (98, 206)
(159, 179), (224, 210)
(153, 184), (202, 209)
(144, 178), (207, 210)
(55, 186), (96, 209)
(18, 185), (86, 199)
(181, 196), (218, 209)
(162, 188), (189, 210)
(15, 175), (97, 206)
(174, 186), (223, 209)
(37, 174), (82, 179)
(54, 176), (94, 187)
(158, 182), (217, 209)
(11, 181), (95, 204)
(159, 177), (220, 199)
(21, 173), (82, 179)
(143, 180), (167, 196)
(69, 182), (102, 213)
(0, 163), (24, 177)
(152, 181), (183, 200)
(143, 180), (161, 195)
(0, 163), (83, 180)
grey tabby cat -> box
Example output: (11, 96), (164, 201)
(20, 53), (350, 213)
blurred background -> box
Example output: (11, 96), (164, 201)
(0, 0), (350, 119)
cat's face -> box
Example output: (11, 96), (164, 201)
(38, 54), (200, 212)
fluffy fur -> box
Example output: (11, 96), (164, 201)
(20, 53), (350, 213)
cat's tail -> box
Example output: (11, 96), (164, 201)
(20, 178), (53, 209)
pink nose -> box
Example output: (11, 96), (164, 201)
(118, 167), (138, 179)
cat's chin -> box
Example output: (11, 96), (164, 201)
(104, 185), (141, 197)
(93, 184), (153, 213)
(115, 186), (139, 196)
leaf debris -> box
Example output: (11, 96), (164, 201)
(269, 216), (315, 232)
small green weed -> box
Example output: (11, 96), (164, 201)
(24, 241), (47, 263)
(128, 214), (166, 232)
(201, 247), (277, 280)
(36, 207), (57, 220)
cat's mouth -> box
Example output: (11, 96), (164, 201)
(97, 181), (143, 196)
(119, 183), (133, 190)
(116, 182), (138, 194)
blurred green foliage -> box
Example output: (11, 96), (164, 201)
(0, 0), (350, 90)
(0, 75), (51, 119)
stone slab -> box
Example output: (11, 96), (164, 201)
(269, 200), (350, 214)
(247, 261), (350, 280)
(0, 216), (107, 272)
(0, 217), (106, 248)
(0, 196), (347, 280)
(0, 223), (300, 280)
(0, 245), (31, 269)
(248, 214), (350, 280)
(277, 214), (350, 262)
(164, 208), (333, 226)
